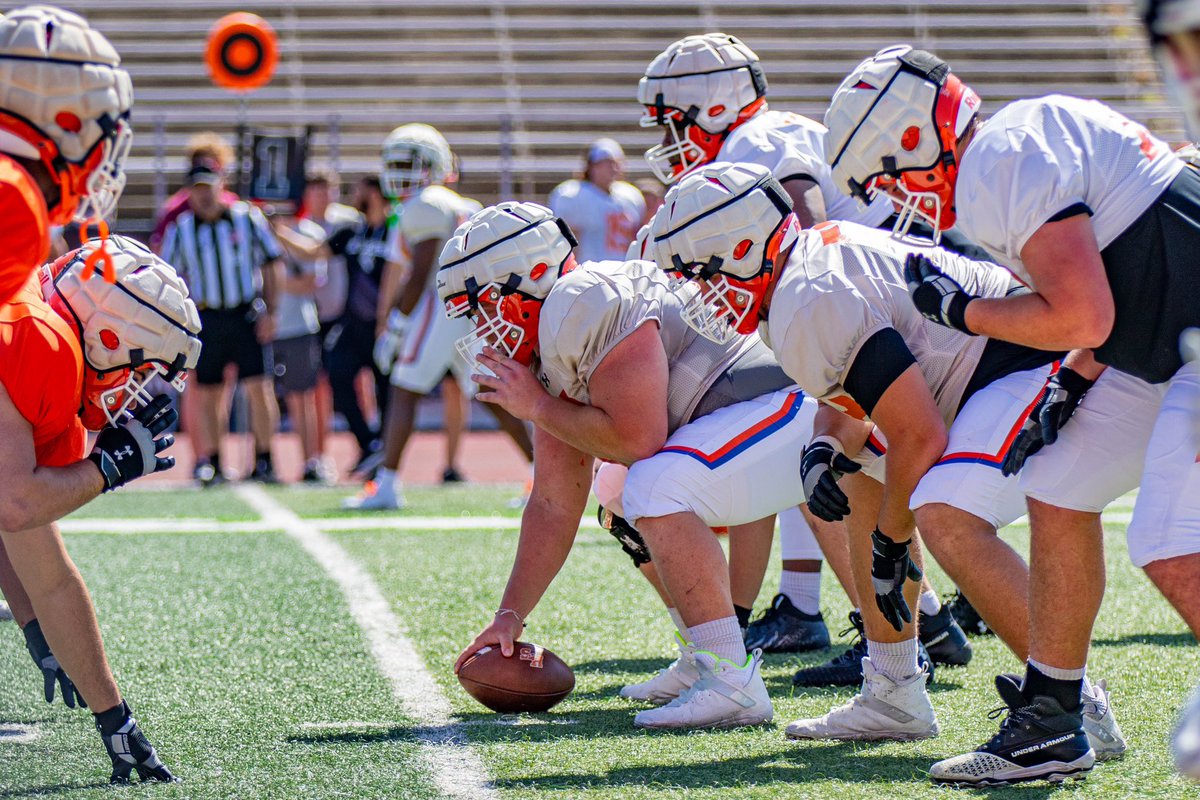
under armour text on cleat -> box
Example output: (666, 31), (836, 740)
(929, 674), (1094, 787)
(919, 603), (973, 667)
(785, 657), (938, 741)
(633, 650), (772, 729)
(744, 594), (831, 653)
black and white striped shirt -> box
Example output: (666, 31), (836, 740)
(161, 201), (284, 311)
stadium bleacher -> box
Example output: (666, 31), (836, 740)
(65, 0), (1171, 235)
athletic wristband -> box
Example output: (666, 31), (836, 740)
(1054, 366), (1095, 395)
(871, 529), (912, 558)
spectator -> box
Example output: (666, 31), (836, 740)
(548, 138), (644, 261)
(635, 177), (665, 227)
(151, 132), (239, 253)
(161, 163), (284, 485)
(270, 210), (329, 483)
(275, 176), (391, 473)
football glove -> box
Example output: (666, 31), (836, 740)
(800, 438), (862, 522)
(23, 619), (86, 709)
(904, 253), (976, 335)
(374, 309), (410, 375)
(871, 530), (923, 632)
(1001, 367), (1095, 477)
(87, 394), (178, 492)
(95, 701), (179, 784)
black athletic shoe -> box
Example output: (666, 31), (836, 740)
(193, 460), (226, 488)
(791, 611), (934, 687)
(919, 603), (973, 667)
(930, 674), (1095, 786)
(744, 594), (831, 653)
(249, 459), (279, 484)
(946, 590), (992, 636)
(442, 466), (466, 484)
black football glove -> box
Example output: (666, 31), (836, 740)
(87, 395), (178, 492)
(1001, 367), (1095, 477)
(800, 439), (862, 522)
(871, 530), (923, 632)
(23, 619), (85, 709)
(904, 253), (976, 334)
(96, 701), (179, 784)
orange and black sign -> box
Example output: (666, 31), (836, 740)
(205, 12), (278, 93)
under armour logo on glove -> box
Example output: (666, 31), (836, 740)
(114, 446), (134, 460)
(904, 253), (977, 335)
(88, 394), (180, 492)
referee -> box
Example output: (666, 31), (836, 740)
(161, 162), (285, 485)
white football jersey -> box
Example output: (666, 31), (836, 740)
(549, 179), (645, 262)
(955, 95), (1184, 281)
(537, 259), (757, 433)
(719, 109), (893, 228)
(761, 221), (1015, 425)
(387, 185), (483, 291)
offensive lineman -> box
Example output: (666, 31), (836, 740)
(349, 124), (532, 509)
(442, 202), (848, 729)
(649, 162), (1124, 753)
(825, 44), (1197, 784)
(0, 236), (201, 782)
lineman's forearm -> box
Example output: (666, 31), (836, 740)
(1, 461), (104, 533)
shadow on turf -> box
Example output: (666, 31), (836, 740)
(0, 781), (111, 798)
(1092, 631), (1196, 647)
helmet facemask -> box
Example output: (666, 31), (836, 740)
(641, 96), (765, 184)
(76, 115), (133, 223)
(382, 147), (432, 200)
(83, 359), (188, 432)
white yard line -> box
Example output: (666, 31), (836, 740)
(59, 515), (607, 534)
(232, 484), (496, 800)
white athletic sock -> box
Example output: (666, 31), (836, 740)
(688, 616), (747, 664)
(1028, 657), (1087, 681)
(918, 589), (941, 617)
(867, 638), (920, 682)
(779, 570), (821, 615)
(374, 467), (397, 500)
(667, 608), (687, 637)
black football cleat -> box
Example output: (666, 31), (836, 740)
(791, 611), (934, 687)
(930, 674), (1094, 786)
(744, 594), (830, 653)
(919, 603), (973, 667)
(946, 590), (992, 636)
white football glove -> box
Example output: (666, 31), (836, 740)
(374, 309), (410, 375)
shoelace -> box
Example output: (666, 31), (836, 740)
(983, 702), (1041, 749)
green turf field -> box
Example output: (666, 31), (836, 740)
(1, 484), (1195, 798)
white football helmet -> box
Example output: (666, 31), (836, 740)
(381, 123), (453, 200)
(437, 201), (577, 366)
(825, 45), (980, 242)
(647, 161), (798, 344)
(1142, 0), (1200, 138)
(0, 6), (133, 224)
(637, 33), (768, 183)
(42, 235), (202, 430)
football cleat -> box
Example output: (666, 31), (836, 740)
(785, 657), (939, 741)
(619, 634), (699, 705)
(248, 458), (279, 484)
(0, 601), (12, 621)
(744, 594), (830, 653)
(946, 589), (992, 636)
(193, 460), (227, 489)
(929, 674), (1094, 787)
(342, 481), (404, 511)
(791, 611), (934, 687)
(1173, 683), (1200, 780)
(919, 603), (973, 667)
(1081, 679), (1127, 762)
(442, 466), (466, 484)
(633, 650), (772, 729)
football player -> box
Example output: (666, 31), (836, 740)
(346, 124), (532, 509)
(0, 5), (133, 306)
(824, 44), (1195, 784)
(0, 235), (200, 782)
(649, 162), (1124, 753)
(442, 202), (854, 729)
(638, 34), (976, 667)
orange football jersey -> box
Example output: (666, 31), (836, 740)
(0, 273), (85, 467)
(0, 154), (50, 307)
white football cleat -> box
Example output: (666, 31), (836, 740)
(1082, 679), (1127, 761)
(633, 649), (772, 730)
(342, 481), (405, 511)
(1173, 683), (1200, 780)
(619, 635), (699, 705)
(785, 657), (939, 741)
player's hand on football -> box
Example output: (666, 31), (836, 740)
(454, 611), (525, 674)
(23, 619), (85, 709)
(96, 704), (179, 784)
(800, 438), (862, 522)
(473, 347), (546, 421)
(87, 394), (178, 492)
(870, 530), (923, 632)
(373, 309), (410, 375)
(904, 253), (976, 334)
(1001, 366), (1095, 476)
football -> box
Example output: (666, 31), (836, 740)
(457, 642), (575, 713)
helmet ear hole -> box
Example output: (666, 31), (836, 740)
(733, 239), (753, 260)
(530, 262), (548, 280)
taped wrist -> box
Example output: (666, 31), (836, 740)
(1054, 366), (1095, 395)
(871, 530), (911, 559)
